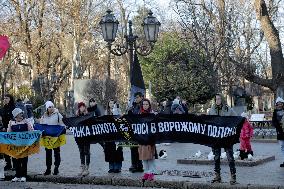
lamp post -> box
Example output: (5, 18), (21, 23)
(99, 9), (161, 74)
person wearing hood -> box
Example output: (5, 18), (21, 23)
(208, 94), (237, 185)
(8, 108), (34, 182)
(272, 97), (284, 167)
(87, 98), (102, 117)
(40, 101), (65, 176)
(2, 94), (16, 171)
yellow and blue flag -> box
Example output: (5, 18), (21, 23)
(34, 124), (66, 149)
(0, 130), (42, 159)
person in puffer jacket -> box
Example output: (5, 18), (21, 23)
(239, 112), (254, 160)
(40, 101), (65, 176)
(8, 108), (34, 182)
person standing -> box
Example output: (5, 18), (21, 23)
(208, 94), (237, 185)
(24, 98), (34, 119)
(239, 112), (254, 160)
(104, 99), (123, 173)
(138, 98), (156, 181)
(8, 108), (34, 182)
(75, 102), (91, 176)
(127, 92), (144, 173)
(272, 97), (284, 167)
(2, 94), (16, 171)
(40, 101), (65, 176)
(87, 98), (102, 117)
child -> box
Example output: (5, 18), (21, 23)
(240, 112), (254, 160)
(8, 108), (34, 182)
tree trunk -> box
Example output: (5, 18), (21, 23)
(254, 0), (284, 98)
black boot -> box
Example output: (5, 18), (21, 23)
(249, 151), (254, 156)
(239, 150), (247, 160)
(44, 167), (51, 176)
(230, 173), (237, 185)
(211, 172), (221, 183)
(280, 162), (284, 167)
(53, 166), (59, 175)
(4, 165), (12, 171)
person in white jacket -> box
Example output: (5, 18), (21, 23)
(40, 101), (65, 176)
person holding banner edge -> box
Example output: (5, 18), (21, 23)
(8, 108), (34, 182)
(75, 102), (91, 176)
(127, 92), (144, 173)
(104, 99), (123, 173)
(138, 98), (157, 181)
(208, 94), (237, 185)
(40, 101), (65, 176)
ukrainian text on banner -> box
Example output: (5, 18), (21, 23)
(0, 131), (41, 146)
(64, 114), (245, 147)
(34, 124), (66, 149)
(0, 131), (42, 159)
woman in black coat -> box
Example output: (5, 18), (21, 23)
(2, 94), (15, 170)
(104, 99), (123, 173)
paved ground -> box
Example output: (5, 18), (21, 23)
(6, 135), (284, 186)
(0, 181), (161, 189)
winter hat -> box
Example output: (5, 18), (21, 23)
(78, 102), (86, 109)
(45, 101), (54, 110)
(12, 108), (23, 118)
(275, 97), (284, 105)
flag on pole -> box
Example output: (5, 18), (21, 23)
(0, 36), (10, 60)
(129, 52), (146, 106)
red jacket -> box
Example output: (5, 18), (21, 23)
(240, 119), (254, 139)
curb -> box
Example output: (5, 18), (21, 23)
(177, 156), (275, 167)
(251, 139), (277, 143)
(5, 174), (283, 189)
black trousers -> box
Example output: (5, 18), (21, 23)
(4, 155), (16, 168)
(130, 147), (143, 169)
(212, 146), (236, 174)
(14, 157), (28, 178)
(45, 147), (61, 168)
(77, 143), (90, 166)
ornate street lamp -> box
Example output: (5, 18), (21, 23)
(142, 10), (161, 43)
(100, 10), (161, 57)
(99, 9), (119, 44)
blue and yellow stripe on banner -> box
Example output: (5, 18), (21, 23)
(0, 131), (42, 159)
(34, 124), (66, 149)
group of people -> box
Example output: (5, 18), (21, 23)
(1, 92), (284, 185)
(0, 94), (66, 182)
